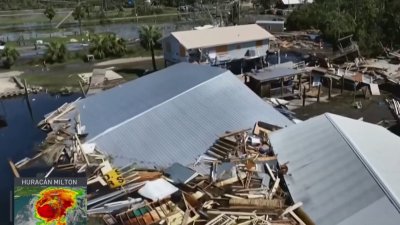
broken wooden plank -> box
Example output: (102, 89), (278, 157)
(229, 198), (285, 209)
(224, 194), (245, 199)
(75, 134), (90, 165)
(266, 163), (276, 181)
(219, 128), (251, 139)
(268, 178), (280, 200)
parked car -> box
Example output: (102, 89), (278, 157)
(0, 40), (5, 50)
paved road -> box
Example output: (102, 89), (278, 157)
(17, 43), (88, 60)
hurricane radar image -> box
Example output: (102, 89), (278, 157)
(14, 178), (87, 225)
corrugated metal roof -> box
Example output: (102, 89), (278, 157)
(256, 20), (285, 25)
(76, 63), (293, 168)
(269, 113), (400, 225)
(77, 63), (226, 140)
(247, 67), (302, 82)
(171, 24), (275, 50)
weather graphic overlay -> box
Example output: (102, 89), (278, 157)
(14, 177), (87, 225)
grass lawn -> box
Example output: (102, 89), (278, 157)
(19, 57), (165, 92)
(21, 72), (83, 92)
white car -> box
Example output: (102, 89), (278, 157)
(0, 41), (5, 50)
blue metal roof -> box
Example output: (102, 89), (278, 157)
(76, 63), (293, 167)
(270, 113), (400, 225)
(77, 63), (226, 140)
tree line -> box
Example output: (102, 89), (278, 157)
(286, 0), (400, 56)
(0, 0), (213, 10)
(1, 25), (162, 71)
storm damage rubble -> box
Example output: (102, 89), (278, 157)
(9, 105), (308, 225)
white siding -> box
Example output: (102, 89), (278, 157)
(162, 35), (270, 65)
(203, 39), (269, 62)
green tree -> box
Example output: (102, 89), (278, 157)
(44, 5), (56, 36)
(285, 0), (400, 56)
(72, 5), (85, 35)
(1, 46), (19, 69)
(256, 0), (277, 10)
(89, 34), (126, 59)
(44, 41), (67, 63)
(139, 25), (162, 71)
(83, 3), (93, 18)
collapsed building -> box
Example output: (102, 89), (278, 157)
(10, 63), (400, 225)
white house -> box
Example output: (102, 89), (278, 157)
(160, 24), (275, 67)
(256, 20), (285, 33)
(279, 0), (314, 8)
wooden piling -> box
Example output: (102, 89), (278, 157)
(23, 79), (29, 98)
(302, 87), (306, 107)
(341, 76), (345, 94)
(78, 81), (86, 98)
(328, 78), (332, 100)
(8, 160), (20, 178)
(317, 84), (321, 102)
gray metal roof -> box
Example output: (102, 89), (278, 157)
(76, 62), (293, 168)
(269, 113), (400, 225)
(256, 20), (285, 25)
(77, 63), (226, 140)
(247, 67), (302, 82)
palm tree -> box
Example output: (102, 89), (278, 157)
(89, 34), (127, 59)
(139, 25), (162, 71)
(89, 35), (107, 59)
(44, 6), (56, 38)
(72, 5), (85, 35)
(45, 41), (67, 63)
(1, 46), (20, 69)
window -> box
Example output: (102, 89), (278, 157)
(215, 45), (228, 53)
(256, 40), (264, 48)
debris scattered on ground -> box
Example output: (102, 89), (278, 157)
(11, 108), (309, 224)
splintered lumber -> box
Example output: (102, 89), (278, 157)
(230, 156), (277, 163)
(266, 163), (276, 181)
(215, 172), (247, 187)
(229, 199), (285, 209)
(224, 194), (245, 199)
(281, 202), (305, 225)
(75, 134), (90, 165)
(8, 160), (20, 178)
(219, 128), (251, 138)
(133, 171), (162, 182)
(207, 211), (260, 216)
(205, 214), (236, 225)
(268, 178), (280, 200)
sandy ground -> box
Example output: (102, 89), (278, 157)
(290, 87), (395, 124)
(0, 70), (23, 92)
(95, 56), (163, 67)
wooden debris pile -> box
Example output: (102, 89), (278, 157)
(85, 122), (308, 225)
(10, 100), (310, 225)
(13, 98), (106, 175)
(386, 98), (400, 124)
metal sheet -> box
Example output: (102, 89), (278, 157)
(75, 63), (293, 168)
(270, 113), (400, 225)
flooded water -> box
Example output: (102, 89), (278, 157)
(0, 93), (81, 224)
(0, 21), (194, 42)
